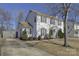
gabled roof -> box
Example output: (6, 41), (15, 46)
(20, 21), (32, 28)
(29, 10), (56, 19)
(29, 10), (64, 22)
(28, 10), (79, 23)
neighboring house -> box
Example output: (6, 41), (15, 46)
(67, 21), (75, 37)
(74, 22), (79, 37)
(26, 10), (64, 38)
(17, 21), (32, 38)
(67, 20), (79, 38)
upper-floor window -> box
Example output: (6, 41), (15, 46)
(50, 19), (55, 25)
(34, 16), (36, 22)
(37, 15), (41, 22)
(58, 21), (62, 26)
(41, 16), (47, 23)
(30, 29), (31, 34)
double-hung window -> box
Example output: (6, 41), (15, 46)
(58, 21), (62, 26)
(41, 16), (47, 23)
(50, 19), (55, 25)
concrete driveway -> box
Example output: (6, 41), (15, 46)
(0, 38), (51, 56)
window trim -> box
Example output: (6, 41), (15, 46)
(50, 19), (55, 25)
(41, 28), (47, 36)
(58, 21), (62, 26)
(34, 16), (36, 22)
(41, 16), (47, 23)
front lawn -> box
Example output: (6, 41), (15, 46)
(25, 38), (79, 56)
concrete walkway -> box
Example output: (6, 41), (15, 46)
(1, 38), (51, 56)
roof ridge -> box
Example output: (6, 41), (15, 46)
(29, 9), (56, 19)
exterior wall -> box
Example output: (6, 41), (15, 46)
(36, 15), (64, 38)
(74, 24), (79, 37)
(49, 19), (64, 38)
(74, 24), (79, 30)
(66, 22), (79, 38)
(22, 28), (32, 37)
(36, 15), (50, 37)
(57, 21), (64, 32)
(67, 21), (74, 37)
(74, 32), (79, 37)
(27, 11), (37, 37)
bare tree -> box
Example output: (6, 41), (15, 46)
(16, 11), (25, 29)
(63, 3), (71, 46)
(16, 10), (25, 38)
(45, 3), (71, 47)
(0, 8), (11, 38)
(0, 8), (11, 56)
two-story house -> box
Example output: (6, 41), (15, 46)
(25, 10), (79, 38)
(26, 10), (64, 38)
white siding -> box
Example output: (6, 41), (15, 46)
(58, 21), (64, 33)
(74, 24), (79, 30)
(36, 15), (50, 37)
(74, 24), (79, 37)
(36, 15), (64, 38)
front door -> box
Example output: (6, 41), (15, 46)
(41, 28), (47, 38)
(49, 29), (55, 38)
(16, 31), (18, 38)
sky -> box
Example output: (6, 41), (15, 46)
(0, 3), (79, 29)
(0, 3), (49, 29)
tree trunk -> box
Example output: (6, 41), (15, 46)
(64, 10), (68, 47)
(63, 3), (71, 47)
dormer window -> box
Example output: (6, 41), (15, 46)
(41, 16), (47, 23)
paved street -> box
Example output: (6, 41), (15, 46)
(0, 38), (51, 56)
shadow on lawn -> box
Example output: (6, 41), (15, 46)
(25, 42), (39, 47)
(43, 40), (79, 50)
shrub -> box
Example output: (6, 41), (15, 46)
(58, 29), (64, 38)
(20, 29), (27, 41)
(44, 34), (49, 39)
(0, 31), (3, 38)
(49, 29), (54, 39)
(38, 35), (41, 40)
(33, 37), (37, 40)
(28, 37), (33, 40)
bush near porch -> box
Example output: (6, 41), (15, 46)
(58, 29), (64, 38)
(20, 29), (27, 40)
